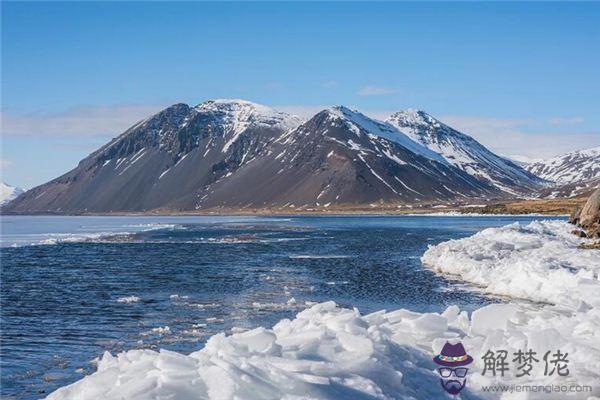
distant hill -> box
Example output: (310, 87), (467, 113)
(0, 182), (24, 206)
(525, 146), (600, 185)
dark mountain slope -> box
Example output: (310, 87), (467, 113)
(5, 100), (301, 213)
(187, 106), (499, 210)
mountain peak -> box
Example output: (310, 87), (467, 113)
(315, 106), (447, 164)
(325, 105), (355, 114)
(1, 182), (24, 206)
(133, 103), (191, 130)
(386, 109), (544, 193)
(155, 103), (191, 117)
(394, 108), (426, 116)
(194, 99), (302, 133)
(196, 98), (269, 111)
(322, 105), (370, 122)
(388, 109), (440, 129)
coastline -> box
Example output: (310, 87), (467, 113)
(0, 197), (584, 217)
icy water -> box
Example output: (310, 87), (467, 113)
(0, 215), (564, 399)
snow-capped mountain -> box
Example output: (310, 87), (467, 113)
(208, 106), (497, 207)
(386, 109), (545, 194)
(0, 182), (24, 206)
(536, 177), (600, 199)
(4, 101), (503, 214)
(5, 100), (302, 213)
(525, 146), (600, 185)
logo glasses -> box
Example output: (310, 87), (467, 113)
(438, 367), (468, 378)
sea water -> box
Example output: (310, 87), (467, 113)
(0, 215), (564, 399)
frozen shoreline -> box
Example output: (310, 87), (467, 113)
(422, 220), (600, 399)
(46, 220), (600, 399)
(422, 220), (599, 308)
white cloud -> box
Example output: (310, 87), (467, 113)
(506, 154), (544, 165)
(1, 104), (165, 137)
(440, 115), (535, 130)
(440, 115), (600, 159)
(357, 86), (397, 96)
(547, 116), (584, 125)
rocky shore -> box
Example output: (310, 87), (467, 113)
(569, 188), (600, 248)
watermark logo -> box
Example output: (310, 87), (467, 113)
(433, 342), (473, 395)
(432, 344), (585, 396)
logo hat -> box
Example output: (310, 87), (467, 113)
(433, 342), (473, 367)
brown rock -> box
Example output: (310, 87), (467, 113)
(569, 206), (582, 225)
(579, 241), (600, 250)
(571, 229), (587, 238)
(579, 188), (600, 229)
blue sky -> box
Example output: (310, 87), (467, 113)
(2, 1), (599, 189)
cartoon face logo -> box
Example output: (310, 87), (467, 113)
(433, 342), (473, 395)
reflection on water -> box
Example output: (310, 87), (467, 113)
(0, 215), (564, 399)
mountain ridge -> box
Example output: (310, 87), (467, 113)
(386, 109), (546, 194)
(2, 100), (556, 214)
(525, 146), (600, 185)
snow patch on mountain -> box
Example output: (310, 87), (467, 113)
(386, 109), (544, 194)
(1, 182), (24, 206)
(326, 106), (448, 164)
(525, 146), (600, 185)
(195, 100), (303, 153)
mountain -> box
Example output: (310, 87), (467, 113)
(386, 109), (545, 195)
(536, 177), (600, 199)
(190, 106), (498, 209)
(3, 101), (501, 214)
(4, 100), (301, 213)
(0, 183), (24, 206)
(525, 146), (600, 185)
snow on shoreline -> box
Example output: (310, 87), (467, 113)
(423, 220), (600, 398)
(422, 220), (600, 309)
(46, 220), (600, 399)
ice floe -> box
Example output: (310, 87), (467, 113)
(47, 299), (599, 399)
(47, 302), (464, 400)
(116, 296), (140, 304)
(151, 326), (172, 335)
